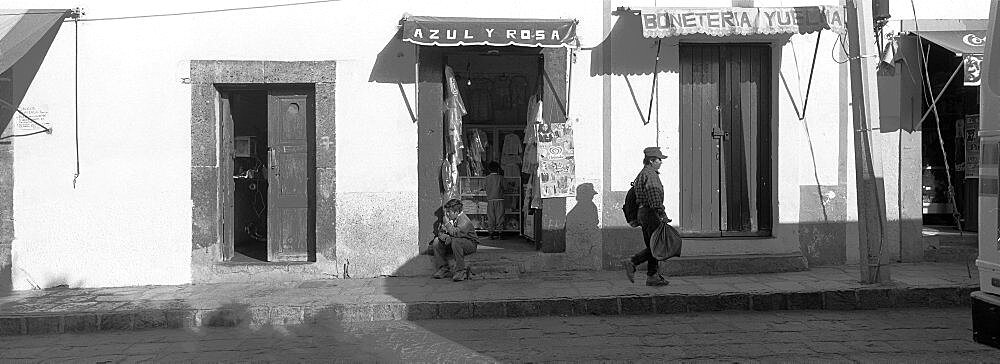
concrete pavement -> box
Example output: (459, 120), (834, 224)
(0, 262), (979, 336)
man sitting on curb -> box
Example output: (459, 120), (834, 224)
(431, 198), (479, 282)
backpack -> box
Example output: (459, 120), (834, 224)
(623, 182), (640, 227)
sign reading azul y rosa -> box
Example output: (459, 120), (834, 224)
(401, 15), (578, 47)
(639, 6), (846, 38)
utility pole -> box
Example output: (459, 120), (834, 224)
(846, 0), (891, 283)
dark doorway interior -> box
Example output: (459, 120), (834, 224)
(445, 48), (541, 251)
(231, 91), (269, 262)
(920, 42), (980, 231)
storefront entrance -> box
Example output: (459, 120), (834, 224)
(914, 28), (986, 231)
(405, 15), (576, 254)
(444, 48), (542, 250)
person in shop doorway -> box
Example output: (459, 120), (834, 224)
(431, 199), (479, 282)
(624, 147), (672, 286)
(484, 162), (505, 240)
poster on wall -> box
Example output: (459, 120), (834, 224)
(536, 120), (575, 198)
(13, 105), (51, 134)
(964, 54), (983, 86)
(966, 114), (981, 178)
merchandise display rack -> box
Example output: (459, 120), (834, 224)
(458, 176), (522, 234)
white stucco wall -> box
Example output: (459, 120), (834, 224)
(4, 0), (609, 287)
(8, 0), (983, 289)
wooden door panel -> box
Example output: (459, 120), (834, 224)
(681, 43), (771, 236)
(220, 93), (235, 261)
(268, 92), (311, 262)
(680, 45), (721, 234)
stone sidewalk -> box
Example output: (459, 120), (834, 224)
(0, 262), (980, 336)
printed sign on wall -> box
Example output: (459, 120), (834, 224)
(966, 114), (981, 177)
(14, 105), (51, 134)
(537, 121), (575, 198)
(965, 54), (983, 86)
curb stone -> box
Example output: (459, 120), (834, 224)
(0, 285), (977, 336)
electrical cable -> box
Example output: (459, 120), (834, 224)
(67, 0), (340, 22)
(831, 34), (851, 64)
(73, 17), (80, 188)
(910, 0), (963, 233)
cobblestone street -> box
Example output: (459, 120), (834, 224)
(1, 307), (995, 362)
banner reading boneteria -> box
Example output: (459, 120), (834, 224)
(536, 121), (575, 198)
(639, 6), (846, 38)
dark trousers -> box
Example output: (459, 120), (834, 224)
(431, 236), (477, 271)
(630, 207), (660, 276)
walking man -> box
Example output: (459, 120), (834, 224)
(624, 147), (671, 286)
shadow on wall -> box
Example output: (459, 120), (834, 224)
(589, 13), (678, 77)
(565, 183), (600, 256)
(588, 13), (679, 124)
(368, 30), (418, 122)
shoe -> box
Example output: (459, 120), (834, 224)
(432, 267), (450, 279)
(452, 269), (468, 282)
(646, 274), (669, 286)
(623, 260), (636, 283)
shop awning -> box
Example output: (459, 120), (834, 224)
(400, 15), (578, 48)
(0, 9), (71, 75)
(638, 6), (847, 38)
(915, 30), (987, 56)
(0, 9), (71, 136)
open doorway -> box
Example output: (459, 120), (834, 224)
(229, 91), (269, 261)
(220, 87), (316, 263)
(446, 47), (542, 251)
(919, 43), (980, 232)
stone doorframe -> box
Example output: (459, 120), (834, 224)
(189, 60), (338, 283)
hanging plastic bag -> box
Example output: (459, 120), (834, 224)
(650, 223), (682, 261)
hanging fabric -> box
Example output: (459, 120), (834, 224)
(443, 65), (468, 200)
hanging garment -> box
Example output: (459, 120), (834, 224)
(501, 133), (522, 176)
(522, 142), (538, 174)
(444, 66), (467, 164)
(501, 133), (522, 155)
(530, 173), (542, 209)
(468, 129), (486, 176)
(441, 156), (458, 202)
(527, 95), (544, 124)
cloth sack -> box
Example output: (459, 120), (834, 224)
(650, 223), (683, 260)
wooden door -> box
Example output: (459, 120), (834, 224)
(219, 92), (236, 261)
(680, 44), (772, 236)
(680, 45), (722, 234)
(267, 92), (312, 262)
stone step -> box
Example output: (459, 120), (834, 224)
(466, 261), (521, 280)
(924, 245), (978, 263)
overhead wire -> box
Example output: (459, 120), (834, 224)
(67, 0), (340, 22)
(910, 0), (963, 232)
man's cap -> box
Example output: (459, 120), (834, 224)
(643, 147), (667, 159)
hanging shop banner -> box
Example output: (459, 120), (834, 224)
(401, 15), (578, 47)
(965, 54), (984, 86)
(966, 114), (981, 177)
(639, 6), (846, 38)
(536, 121), (575, 198)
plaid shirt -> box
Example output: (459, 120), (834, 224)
(634, 165), (666, 218)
